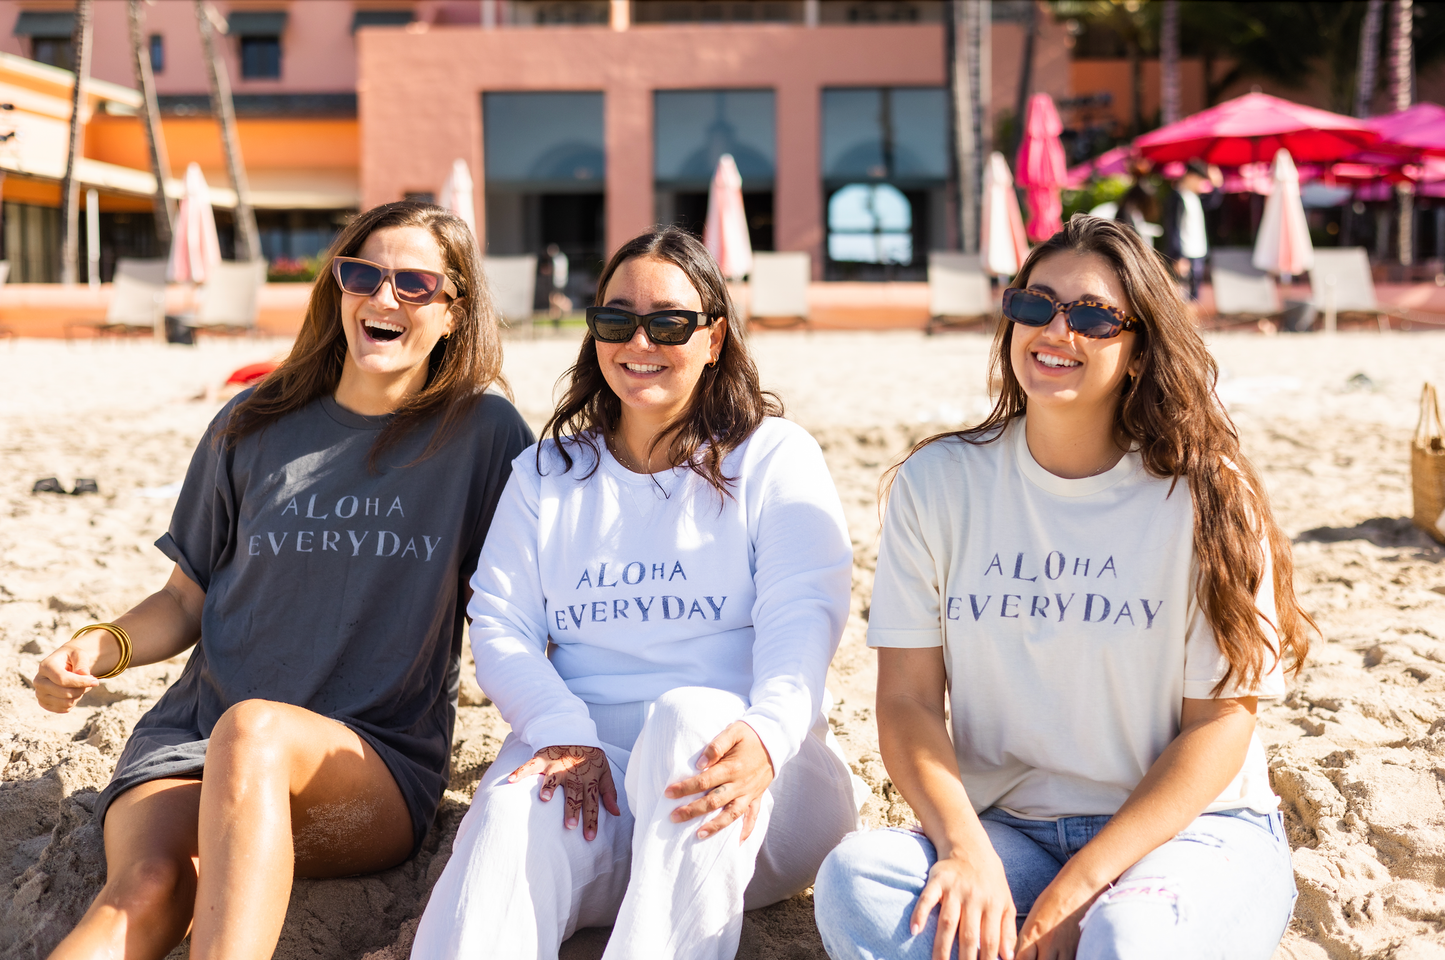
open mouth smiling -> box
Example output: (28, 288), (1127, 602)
(1034, 350), (1081, 369)
(622, 362), (665, 373)
(364, 319), (405, 343)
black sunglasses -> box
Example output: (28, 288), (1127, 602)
(1002, 287), (1141, 339)
(585, 307), (717, 346)
(332, 257), (458, 305)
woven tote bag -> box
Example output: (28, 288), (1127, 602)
(1412, 383), (1445, 545)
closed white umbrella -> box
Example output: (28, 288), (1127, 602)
(1252, 148), (1314, 282)
(439, 159), (477, 237)
(981, 152), (1030, 278)
(703, 154), (753, 280)
(168, 162), (222, 284)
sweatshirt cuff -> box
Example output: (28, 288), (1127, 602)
(738, 712), (797, 775)
(520, 715), (603, 753)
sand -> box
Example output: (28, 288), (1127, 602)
(3, 329), (1445, 959)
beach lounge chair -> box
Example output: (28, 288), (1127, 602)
(1304, 248), (1445, 332)
(65, 258), (168, 341)
(926, 252), (994, 335)
(482, 255), (538, 330)
(186, 260), (267, 338)
(748, 252), (810, 328)
(1210, 248), (1286, 326)
(0, 262), (12, 342)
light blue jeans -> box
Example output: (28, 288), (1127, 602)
(813, 807), (1297, 960)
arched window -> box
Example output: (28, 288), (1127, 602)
(827, 183), (913, 264)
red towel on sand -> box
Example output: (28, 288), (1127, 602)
(225, 362), (279, 386)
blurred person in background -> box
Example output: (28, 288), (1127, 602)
(1161, 159), (1223, 301)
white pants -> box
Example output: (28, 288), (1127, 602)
(411, 687), (861, 960)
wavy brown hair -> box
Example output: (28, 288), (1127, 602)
(891, 215), (1314, 692)
(219, 200), (508, 468)
(540, 226), (781, 495)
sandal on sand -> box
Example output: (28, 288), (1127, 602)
(72, 478), (99, 495)
(32, 477), (66, 494)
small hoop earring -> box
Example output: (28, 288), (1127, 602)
(706, 357), (717, 368)
(442, 331), (452, 340)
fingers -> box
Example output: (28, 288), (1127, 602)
(670, 782), (734, 824)
(739, 797), (760, 843)
(33, 650), (99, 714)
(507, 756), (543, 784)
(912, 873), (943, 937)
(696, 795), (747, 840)
(600, 764), (621, 818)
(697, 724), (742, 772)
(931, 887), (961, 960)
(581, 775), (600, 840)
(1001, 904), (1018, 960)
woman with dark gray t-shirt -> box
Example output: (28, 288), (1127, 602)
(32, 201), (532, 960)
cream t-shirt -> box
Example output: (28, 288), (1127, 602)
(867, 417), (1284, 818)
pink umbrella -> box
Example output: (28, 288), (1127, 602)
(439, 159), (477, 237)
(1252, 149), (1313, 281)
(703, 154), (752, 280)
(1064, 145), (1133, 189)
(1016, 93), (1067, 242)
(981, 152), (1029, 277)
(1136, 92), (1378, 166)
(1366, 102), (1445, 158)
(168, 162), (222, 284)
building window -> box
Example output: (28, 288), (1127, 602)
(14, 10), (76, 70)
(483, 91), (606, 305)
(352, 10), (416, 32)
(508, 1), (611, 25)
(240, 36), (282, 78)
(653, 89), (776, 250)
(149, 34), (164, 73)
(30, 36), (74, 71)
(633, 2), (801, 23)
(822, 86), (948, 279)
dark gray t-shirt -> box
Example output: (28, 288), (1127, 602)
(97, 390), (533, 848)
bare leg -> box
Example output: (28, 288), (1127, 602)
(188, 699), (414, 960)
(47, 778), (203, 960)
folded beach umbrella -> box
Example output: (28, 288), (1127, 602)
(1252, 149), (1313, 281)
(981, 152), (1030, 277)
(1016, 94), (1068, 242)
(168, 162), (222, 284)
(704, 153), (753, 281)
(439, 159), (477, 237)
(1136, 92), (1377, 166)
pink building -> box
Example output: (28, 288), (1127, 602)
(0, 1), (1069, 302)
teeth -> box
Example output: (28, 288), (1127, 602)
(1036, 352), (1080, 368)
(365, 320), (404, 334)
(623, 363), (664, 373)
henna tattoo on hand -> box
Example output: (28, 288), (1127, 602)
(532, 745), (611, 827)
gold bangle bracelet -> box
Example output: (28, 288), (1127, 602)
(73, 623), (133, 680)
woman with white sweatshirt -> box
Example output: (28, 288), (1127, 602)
(411, 226), (861, 960)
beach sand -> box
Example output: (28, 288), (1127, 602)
(3, 330), (1445, 959)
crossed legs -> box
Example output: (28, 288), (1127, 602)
(48, 700), (415, 960)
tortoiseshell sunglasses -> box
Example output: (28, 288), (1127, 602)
(1002, 287), (1141, 339)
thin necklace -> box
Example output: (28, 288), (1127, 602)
(606, 431), (652, 473)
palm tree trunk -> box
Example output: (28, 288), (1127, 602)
(128, 0), (174, 250)
(1128, 40), (1143, 136)
(1356, 0), (1385, 117)
(1392, 0), (1414, 265)
(1011, 0), (1037, 158)
(950, 0), (988, 254)
(1160, 0), (1180, 125)
(195, 0), (261, 262)
(58, 0), (93, 286)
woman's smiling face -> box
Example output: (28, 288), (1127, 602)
(1009, 249), (1140, 415)
(338, 225), (455, 389)
(594, 256), (725, 425)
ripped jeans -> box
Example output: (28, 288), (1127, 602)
(813, 807), (1297, 960)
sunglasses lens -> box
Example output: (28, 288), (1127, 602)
(1006, 290), (1055, 325)
(1069, 305), (1123, 338)
(646, 314), (692, 344)
(393, 270), (441, 303)
(590, 311), (637, 342)
(337, 261), (382, 296)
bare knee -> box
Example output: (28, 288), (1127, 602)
(100, 854), (196, 921)
(208, 699), (291, 769)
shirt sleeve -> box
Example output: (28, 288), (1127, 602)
(1183, 536), (1287, 700)
(867, 452), (946, 649)
(738, 426), (854, 773)
(460, 395), (536, 576)
(154, 398), (243, 592)
(468, 450), (603, 752)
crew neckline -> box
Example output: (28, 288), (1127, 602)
(321, 394), (391, 431)
(597, 434), (688, 488)
(1011, 417), (1139, 497)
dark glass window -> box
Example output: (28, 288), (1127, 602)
(240, 36), (282, 79)
(149, 34), (164, 73)
(30, 38), (75, 72)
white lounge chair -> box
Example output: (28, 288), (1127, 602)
(482, 255), (538, 329)
(748, 252), (810, 328)
(0, 262), (12, 342)
(187, 260), (267, 338)
(926, 252), (994, 335)
(65, 258), (167, 341)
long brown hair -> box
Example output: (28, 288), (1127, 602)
(891, 215), (1314, 691)
(220, 201), (508, 467)
(540, 226), (781, 495)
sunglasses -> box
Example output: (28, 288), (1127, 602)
(1002, 287), (1141, 339)
(332, 257), (458, 305)
(585, 307), (717, 346)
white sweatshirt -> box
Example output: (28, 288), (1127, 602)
(467, 417), (853, 771)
